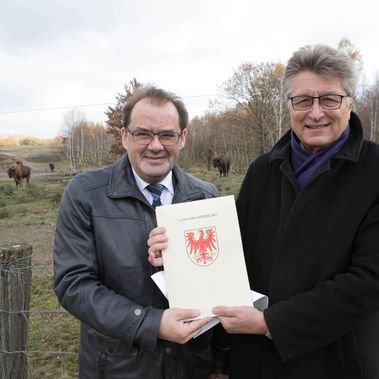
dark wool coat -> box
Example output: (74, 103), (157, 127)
(231, 112), (379, 379)
(53, 155), (228, 379)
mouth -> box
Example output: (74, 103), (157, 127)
(305, 123), (329, 129)
(144, 155), (167, 163)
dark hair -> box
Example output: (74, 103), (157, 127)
(122, 85), (189, 131)
(283, 44), (358, 99)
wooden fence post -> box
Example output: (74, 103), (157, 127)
(0, 243), (33, 379)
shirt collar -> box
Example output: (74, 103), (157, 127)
(131, 168), (174, 196)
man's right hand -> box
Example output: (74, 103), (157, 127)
(158, 308), (212, 344)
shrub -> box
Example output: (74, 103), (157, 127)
(0, 183), (15, 196)
(24, 183), (47, 199)
(0, 208), (10, 219)
(20, 139), (38, 146)
(50, 191), (63, 205)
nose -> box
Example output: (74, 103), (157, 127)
(147, 134), (164, 150)
(308, 98), (324, 119)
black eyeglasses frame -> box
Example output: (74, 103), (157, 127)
(125, 128), (182, 146)
(289, 94), (350, 111)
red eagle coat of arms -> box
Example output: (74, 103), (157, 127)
(184, 227), (219, 266)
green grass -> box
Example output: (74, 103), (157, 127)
(28, 274), (80, 379)
(187, 165), (245, 199)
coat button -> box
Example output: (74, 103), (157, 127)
(165, 347), (171, 354)
(134, 308), (142, 316)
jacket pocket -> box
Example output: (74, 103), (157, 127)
(88, 327), (139, 357)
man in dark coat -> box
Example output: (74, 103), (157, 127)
(212, 45), (379, 378)
(54, 86), (228, 378)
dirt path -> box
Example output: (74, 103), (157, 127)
(0, 146), (63, 180)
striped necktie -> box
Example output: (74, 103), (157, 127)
(146, 184), (165, 208)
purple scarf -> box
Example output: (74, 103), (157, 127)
(290, 126), (350, 188)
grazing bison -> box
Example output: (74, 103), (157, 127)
(7, 161), (31, 189)
(212, 153), (231, 177)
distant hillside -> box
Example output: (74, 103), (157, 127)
(0, 134), (64, 146)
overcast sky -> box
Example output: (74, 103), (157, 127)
(1, 0), (378, 139)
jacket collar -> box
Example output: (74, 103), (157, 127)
(107, 154), (208, 202)
(270, 111), (364, 165)
(171, 165), (210, 203)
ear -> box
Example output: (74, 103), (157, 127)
(348, 96), (355, 111)
(179, 128), (187, 149)
(121, 128), (128, 151)
(347, 97), (355, 120)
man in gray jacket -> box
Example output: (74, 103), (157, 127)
(53, 86), (227, 378)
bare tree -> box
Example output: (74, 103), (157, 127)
(62, 109), (86, 174)
(183, 108), (257, 173)
(62, 110), (115, 173)
(357, 76), (379, 142)
(222, 62), (288, 156)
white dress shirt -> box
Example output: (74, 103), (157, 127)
(132, 168), (174, 206)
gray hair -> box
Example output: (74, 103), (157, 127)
(282, 44), (358, 99)
(123, 85), (189, 131)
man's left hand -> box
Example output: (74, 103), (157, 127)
(147, 226), (167, 266)
(213, 305), (267, 335)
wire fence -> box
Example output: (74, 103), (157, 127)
(0, 245), (79, 379)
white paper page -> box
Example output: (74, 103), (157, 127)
(156, 196), (252, 318)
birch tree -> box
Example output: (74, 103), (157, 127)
(222, 62), (288, 156)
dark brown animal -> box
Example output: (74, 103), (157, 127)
(49, 163), (55, 172)
(7, 162), (31, 189)
(212, 153), (231, 177)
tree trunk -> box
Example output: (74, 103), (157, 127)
(0, 243), (32, 379)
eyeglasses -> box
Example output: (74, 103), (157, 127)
(290, 94), (349, 111)
(125, 128), (181, 146)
